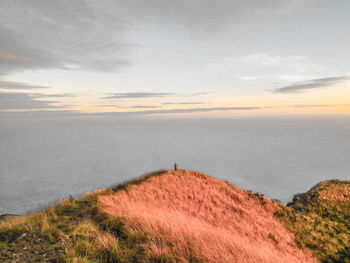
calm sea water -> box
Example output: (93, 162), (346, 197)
(1, 116), (349, 215)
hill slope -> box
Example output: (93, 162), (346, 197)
(99, 170), (316, 263)
(275, 179), (350, 263)
(0, 170), (348, 262)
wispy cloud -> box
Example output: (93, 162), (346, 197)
(0, 92), (68, 111)
(101, 92), (175, 99)
(107, 106), (261, 115)
(0, 106), (262, 118)
(292, 104), (331, 108)
(162, 102), (204, 105)
(273, 76), (349, 93)
(190, 92), (211, 96)
(0, 79), (51, 90)
(101, 92), (211, 100)
(33, 93), (76, 98)
(117, 105), (160, 109)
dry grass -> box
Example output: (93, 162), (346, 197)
(64, 220), (123, 262)
(315, 180), (350, 202)
(99, 170), (318, 263)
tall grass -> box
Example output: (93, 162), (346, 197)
(99, 170), (317, 263)
(275, 180), (350, 263)
(0, 191), (146, 262)
(3, 170), (344, 262)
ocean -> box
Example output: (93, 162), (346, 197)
(1, 116), (349, 215)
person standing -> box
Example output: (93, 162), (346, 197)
(174, 162), (178, 171)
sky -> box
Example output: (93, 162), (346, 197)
(1, 0), (350, 118)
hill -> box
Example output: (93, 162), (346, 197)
(0, 170), (348, 262)
(275, 179), (350, 263)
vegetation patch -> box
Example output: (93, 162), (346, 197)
(275, 180), (350, 263)
(0, 170), (167, 262)
(99, 170), (316, 263)
(0, 171), (348, 263)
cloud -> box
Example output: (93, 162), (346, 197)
(0, 92), (70, 111)
(101, 92), (175, 99)
(273, 76), (349, 93)
(0, 79), (51, 90)
(162, 102), (204, 105)
(292, 104), (331, 108)
(117, 105), (160, 109)
(0, 0), (314, 76)
(103, 106), (261, 115)
(0, 106), (261, 118)
(188, 92), (211, 97)
(98, 104), (160, 109)
(113, 0), (314, 38)
(101, 92), (212, 100)
(0, 0), (129, 75)
(33, 93), (76, 98)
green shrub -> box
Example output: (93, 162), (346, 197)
(275, 181), (350, 263)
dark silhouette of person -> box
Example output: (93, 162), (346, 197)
(174, 163), (178, 171)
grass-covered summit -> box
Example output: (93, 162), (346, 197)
(0, 170), (348, 262)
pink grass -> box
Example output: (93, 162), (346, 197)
(99, 170), (318, 263)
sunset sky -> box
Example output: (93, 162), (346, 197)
(1, 0), (350, 118)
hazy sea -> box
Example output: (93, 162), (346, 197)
(1, 116), (349, 215)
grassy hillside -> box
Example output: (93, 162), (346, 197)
(0, 170), (348, 262)
(99, 170), (316, 263)
(275, 180), (350, 263)
(0, 170), (169, 263)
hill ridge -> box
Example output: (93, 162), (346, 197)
(0, 169), (349, 262)
(98, 170), (317, 263)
